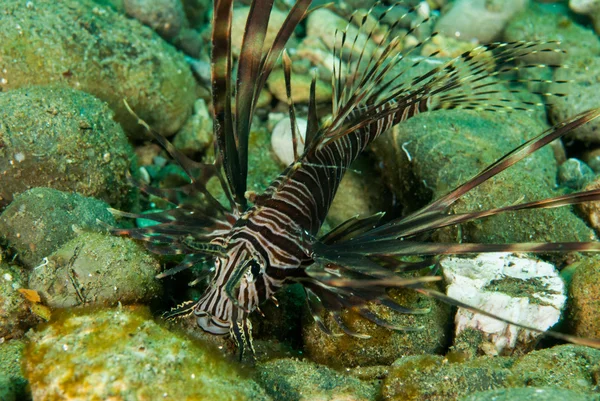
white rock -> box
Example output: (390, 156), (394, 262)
(441, 253), (566, 355)
(271, 117), (307, 166)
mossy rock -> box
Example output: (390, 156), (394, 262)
(505, 345), (600, 394)
(0, 0), (197, 138)
(568, 255), (600, 338)
(0, 87), (136, 210)
(371, 108), (596, 248)
(382, 354), (516, 401)
(23, 307), (271, 400)
(255, 358), (377, 401)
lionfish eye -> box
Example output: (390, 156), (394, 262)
(248, 260), (261, 278)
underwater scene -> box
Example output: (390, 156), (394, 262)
(2, 0), (600, 399)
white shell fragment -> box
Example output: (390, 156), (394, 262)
(441, 253), (566, 355)
(271, 117), (307, 166)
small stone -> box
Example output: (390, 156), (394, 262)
(504, 4), (600, 64)
(230, 6), (288, 58)
(0, 340), (28, 401)
(442, 253), (566, 355)
(557, 158), (595, 190)
(578, 178), (600, 233)
(549, 55), (600, 144)
(172, 98), (214, 155)
(124, 0), (188, 40)
(435, 0), (527, 43)
(383, 354), (514, 401)
(306, 8), (377, 58)
(271, 117), (307, 166)
(303, 282), (450, 367)
(506, 345), (600, 393)
(582, 148), (600, 173)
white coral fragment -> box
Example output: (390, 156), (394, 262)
(441, 253), (566, 355)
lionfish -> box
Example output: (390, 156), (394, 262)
(108, 0), (600, 357)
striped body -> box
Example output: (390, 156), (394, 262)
(193, 103), (409, 332)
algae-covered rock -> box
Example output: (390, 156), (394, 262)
(383, 345), (600, 400)
(567, 254), (600, 338)
(0, 87), (135, 210)
(371, 108), (596, 248)
(0, 188), (116, 268)
(504, 3), (600, 64)
(0, 0), (197, 138)
(505, 345), (600, 393)
(23, 307), (271, 401)
(0, 263), (40, 340)
(303, 284), (450, 367)
(550, 56), (600, 143)
(29, 232), (162, 308)
(255, 358), (377, 401)
(382, 354), (515, 401)
(0, 340), (29, 401)
(460, 387), (593, 401)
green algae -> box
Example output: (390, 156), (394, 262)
(483, 276), (558, 306)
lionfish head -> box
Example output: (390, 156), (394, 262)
(193, 245), (266, 356)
